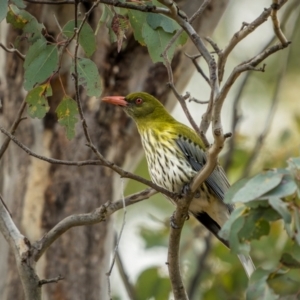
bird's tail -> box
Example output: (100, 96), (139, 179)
(238, 254), (256, 278)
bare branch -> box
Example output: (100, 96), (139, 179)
(73, 0), (100, 145)
(184, 52), (210, 86)
(106, 180), (127, 299)
(271, 0), (289, 45)
(167, 192), (193, 300)
(217, 0), (289, 83)
(168, 83), (202, 138)
(242, 30), (293, 177)
(0, 126), (176, 198)
(0, 194), (41, 300)
(116, 251), (137, 300)
(32, 188), (157, 262)
(38, 275), (64, 286)
(0, 43), (25, 60)
(0, 99), (27, 159)
(24, 0), (170, 14)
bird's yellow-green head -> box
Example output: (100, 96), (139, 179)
(102, 92), (175, 126)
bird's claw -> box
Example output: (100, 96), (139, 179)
(170, 211), (179, 229)
(181, 183), (190, 198)
(170, 211), (190, 228)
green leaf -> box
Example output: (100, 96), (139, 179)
(11, 0), (25, 8)
(7, 5), (43, 41)
(268, 269), (300, 296)
(228, 214), (250, 255)
(146, 13), (179, 33)
(238, 209), (270, 241)
(95, 4), (109, 35)
(280, 253), (300, 269)
(231, 171), (283, 203)
(24, 40), (58, 90)
(262, 175), (297, 200)
(294, 209), (300, 245)
(6, 4), (29, 29)
(219, 206), (244, 241)
(25, 84), (52, 118)
(128, 9), (147, 45)
(55, 96), (78, 140)
(142, 23), (183, 63)
(224, 178), (248, 204)
(71, 58), (102, 97)
(268, 197), (291, 224)
(62, 20), (96, 57)
(0, 0), (8, 23)
(247, 268), (279, 300)
(288, 157), (300, 198)
(135, 267), (171, 300)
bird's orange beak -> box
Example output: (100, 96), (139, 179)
(102, 96), (127, 107)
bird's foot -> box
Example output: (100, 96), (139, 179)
(170, 211), (179, 229)
(170, 211), (190, 229)
(181, 183), (190, 198)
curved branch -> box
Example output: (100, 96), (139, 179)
(32, 188), (157, 261)
(0, 126), (177, 198)
(0, 195), (41, 300)
(217, 0), (289, 83)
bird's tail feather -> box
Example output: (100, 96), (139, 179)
(238, 254), (255, 278)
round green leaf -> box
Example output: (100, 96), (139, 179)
(24, 40), (58, 90)
(71, 58), (102, 97)
(231, 171), (283, 203)
(63, 20), (96, 57)
(25, 84), (52, 118)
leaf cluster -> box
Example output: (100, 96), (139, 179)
(3, 1), (187, 140)
(219, 157), (300, 299)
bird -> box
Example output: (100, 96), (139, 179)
(102, 92), (255, 278)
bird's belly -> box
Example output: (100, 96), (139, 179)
(145, 150), (196, 193)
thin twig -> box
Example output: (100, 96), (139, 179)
(187, 233), (212, 299)
(116, 250), (137, 300)
(217, 0), (289, 83)
(188, 98), (209, 105)
(32, 188), (157, 262)
(184, 52), (210, 86)
(106, 179), (127, 299)
(168, 83), (202, 138)
(271, 0), (289, 45)
(73, 0), (100, 145)
(0, 126), (177, 198)
(0, 43), (25, 60)
(222, 72), (250, 172)
(24, 0), (170, 14)
(242, 27), (294, 178)
(0, 100), (27, 159)
(223, 0), (299, 171)
(38, 275), (64, 286)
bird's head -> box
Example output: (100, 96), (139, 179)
(102, 92), (173, 125)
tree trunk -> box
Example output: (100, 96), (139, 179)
(0, 1), (229, 299)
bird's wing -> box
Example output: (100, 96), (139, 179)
(175, 136), (231, 206)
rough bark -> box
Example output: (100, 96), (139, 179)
(0, 1), (229, 299)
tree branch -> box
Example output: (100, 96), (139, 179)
(0, 126), (176, 198)
(32, 188), (157, 262)
(0, 99), (27, 159)
(0, 194), (41, 300)
(217, 0), (289, 83)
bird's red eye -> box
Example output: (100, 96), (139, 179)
(135, 98), (143, 105)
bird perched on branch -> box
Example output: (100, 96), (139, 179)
(102, 92), (255, 278)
